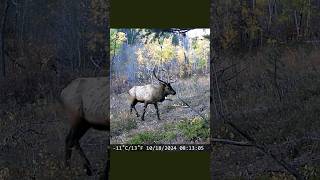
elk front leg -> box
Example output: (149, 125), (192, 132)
(133, 106), (139, 117)
(154, 103), (161, 120)
(141, 103), (148, 121)
(65, 120), (92, 175)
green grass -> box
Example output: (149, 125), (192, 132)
(301, 165), (320, 180)
(177, 116), (210, 141)
(128, 131), (176, 144)
(127, 116), (210, 144)
(162, 131), (177, 142)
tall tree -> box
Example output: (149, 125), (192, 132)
(1, 0), (9, 77)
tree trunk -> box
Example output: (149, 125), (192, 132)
(268, 0), (273, 33)
(239, 0), (244, 49)
(18, 0), (27, 57)
(294, 10), (300, 39)
(306, 0), (311, 38)
(1, 0), (9, 77)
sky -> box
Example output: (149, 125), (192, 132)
(187, 29), (210, 38)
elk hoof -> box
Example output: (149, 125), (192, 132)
(136, 114), (140, 117)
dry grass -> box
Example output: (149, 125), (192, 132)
(211, 45), (320, 179)
(0, 97), (108, 179)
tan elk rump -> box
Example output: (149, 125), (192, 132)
(60, 77), (109, 177)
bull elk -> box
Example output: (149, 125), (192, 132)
(128, 68), (176, 121)
(60, 77), (109, 177)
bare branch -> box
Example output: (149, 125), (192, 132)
(90, 57), (102, 70)
(223, 67), (248, 83)
(212, 59), (305, 180)
(211, 138), (254, 147)
(177, 95), (208, 121)
(223, 118), (305, 180)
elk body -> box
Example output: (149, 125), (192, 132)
(128, 69), (176, 121)
(60, 77), (109, 176)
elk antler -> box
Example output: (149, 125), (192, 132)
(153, 68), (167, 84)
(164, 69), (177, 83)
(169, 78), (178, 83)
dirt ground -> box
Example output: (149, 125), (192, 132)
(0, 102), (108, 179)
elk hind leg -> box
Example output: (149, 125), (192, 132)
(75, 141), (93, 176)
(130, 99), (139, 117)
(75, 120), (93, 175)
(65, 120), (92, 175)
(101, 138), (110, 180)
(65, 128), (74, 167)
(65, 113), (80, 167)
(141, 102), (148, 121)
